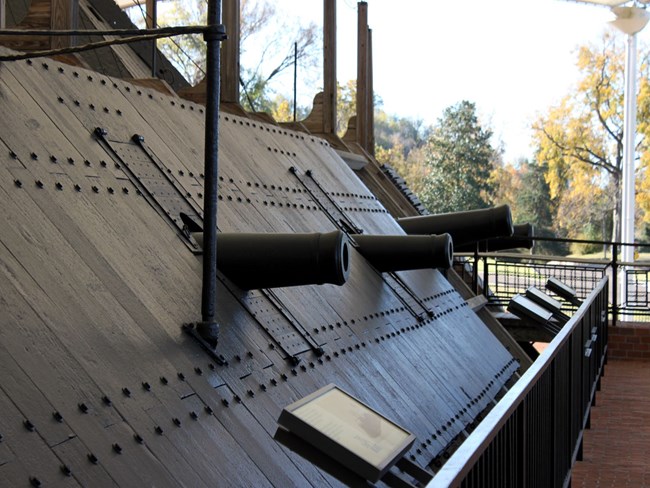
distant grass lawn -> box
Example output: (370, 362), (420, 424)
(566, 250), (650, 262)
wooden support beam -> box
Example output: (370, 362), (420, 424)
(323, 0), (336, 133)
(356, 1), (368, 152)
(50, 0), (78, 49)
(221, 0), (240, 103)
(1, 0), (6, 29)
(367, 27), (374, 156)
(145, 0), (154, 28)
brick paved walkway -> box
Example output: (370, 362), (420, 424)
(572, 360), (650, 487)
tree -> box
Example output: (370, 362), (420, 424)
(127, 0), (320, 112)
(419, 101), (499, 214)
(238, 0), (320, 114)
(532, 31), (650, 243)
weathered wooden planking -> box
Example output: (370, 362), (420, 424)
(0, 388), (80, 488)
(0, 51), (522, 486)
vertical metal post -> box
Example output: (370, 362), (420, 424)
(621, 33), (637, 265)
(199, 0), (224, 345)
(612, 243), (618, 327)
(483, 253), (489, 298)
(472, 244), (479, 294)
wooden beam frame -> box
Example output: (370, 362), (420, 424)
(221, 0), (240, 103)
(50, 0), (78, 48)
(323, 0), (336, 133)
(356, 1), (368, 151)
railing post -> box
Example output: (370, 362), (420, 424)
(473, 243), (479, 294)
(612, 243), (618, 327)
(483, 253), (489, 298)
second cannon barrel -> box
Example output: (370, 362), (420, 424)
(351, 233), (453, 272)
(396, 204), (514, 247)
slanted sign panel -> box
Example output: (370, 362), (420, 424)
(278, 384), (415, 482)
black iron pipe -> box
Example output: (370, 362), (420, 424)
(193, 231), (351, 290)
(198, 0), (224, 343)
(351, 234), (453, 272)
(397, 205), (514, 246)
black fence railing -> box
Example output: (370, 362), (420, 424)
(427, 277), (609, 487)
(455, 236), (650, 325)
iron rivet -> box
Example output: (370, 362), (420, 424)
(112, 443), (122, 454)
(42, 63), (48, 70)
(108, 187), (114, 194)
(142, 382), (151, 391)
(68, 157), (74, 164)
(123, 187), (129, 194)
(222, 399), (229, 407)
(74, 100), (80, 106)
(53, 411), (64, 422)
(84, 159), (91, 166)
(89, 104), (95, 110)
(247, 390), (255, 397)
(55, 182), (63, 190)
(87, 452), (99, 464)
(57, 96), (64, 103)
(74, 184), (81, 192)
(102, 395), (112, 406)
(23, 420), (35, 431)
(190, 411), (198, 420)
(78, 402), (89, 413)
(177, 372), (185, 381)
(29, 477), (41, 487)
(92, 186), (99, 193)
(122, 387), (131, 397)
(60, 464), (72, 477)
(30, 152), (38, 160)
(194, 367), (202, 375)
(100, 160), (107, 167)
(117, 110), (122, 116)
(58, 67), (64, 73)
(133, 433), (144, 444)
(101, 79), (106, 85)
(234, 395), (241, 403)
(87, 75), (93, 81)
(155, 426), (163, 435)
(160, 376), (168, 384)
(204, 405), (214, 414)
(14, 179), (22, 188)
(172, 418), (181, 427)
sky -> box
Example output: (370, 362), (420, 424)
(269, 0), (650, 163)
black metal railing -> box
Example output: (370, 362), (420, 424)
(455, 236), (650, 325)
(427, 277), (609, 487)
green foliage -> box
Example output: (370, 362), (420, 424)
(532, 31), (650, 243)
(419, 101), (498, 214)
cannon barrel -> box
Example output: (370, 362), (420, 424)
(192, 231), (350, 289)
(397, 205), (514, 246)
(455, 223), (534, 252)
(351, 234), (453, 272)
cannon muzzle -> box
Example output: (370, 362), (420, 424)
(192, 231), (350, 289)
(351, 234), (453, 272)
(397, 205), (514, 246)
(455, 223), (534, 252)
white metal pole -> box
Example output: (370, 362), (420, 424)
(621, 32), (637, 265)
